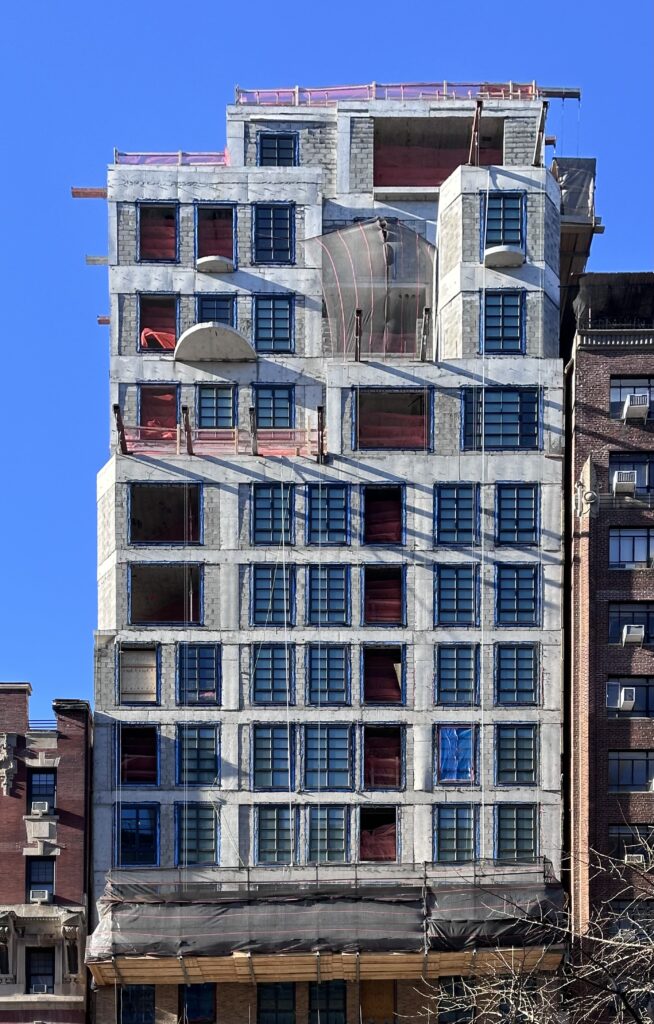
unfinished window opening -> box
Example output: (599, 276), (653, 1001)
(373, 117), (503, 188)
(130, 564), (202, 625)
(138, 204), (178, 262)
(197, 206), (234, 260)
(138, 385), (178, 440)
(139, 295), (177, 351)
(363, 647), (403, 704)
(120, 726), (158, 785)
(363, 566), (404, 625)
(119, 646), (158, 704)
(356, 390), (428, 450)
(359, 807), (397, 862)
(364, 726), (402, 789)
(359, 980), (395, 1024)
(130, 484), (200, 544)
(363, 486), (403, 544)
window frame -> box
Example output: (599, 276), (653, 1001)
(176, 724), (220, 786)
(303, 724), (353, 791)
(26, 857), (55, 901)
(609, 376), (654, 419)
(305, 644), (350, 706)
(495, 483), (539, 546)
(116, 643), (161, 707)
(251, 643), (295, 705)
(194, 202), (237, 267)
(25, 946), (56, 996)
(27, 768), (57, 809)
(252, 724), (294, 791)
(307, 805), (349, 864)
(195, 293), (236, 327)
(435, 725), (478, 786)
(461, 386), (541, 451)
(256, 131), (299, 168)
(253, 384), (295, 429)
(175, 802), (219, 867)
(434, 483), (479, 546)
(250, 564), (296, 627)
(136, 202), (179, 264)
(306, 564), (351, 626)
(180, 983), (216, 1024)
(253, 294), (295, 353)
(481, 290), (525, 354)
(608, 750), (654, 792)
(435, 644), (479, 706)
(495, 563), (540, 627)
(136, 296), (179, 354)
(609, 527), (654, 568)
(607, 677), (654, 718)
(495, 643), (539, 706)
(309, 981), (347, 1024)
(176, 643), (221, 706)
(362, 724), (406, 791)
(251, 482), (295, 546)
(433, 804), (478, 864)
(434, 563), (480, 627)
(128, 562), (204, 627)
(361, 643), (406, 706)
(115, 803), (160, 868)
(196, 383), (238, 430)
(495, 724), (538, 786)
(495, 803), (538, 862)
(481, 190), (525, 251)
(608, 602), (654, 644)
(306, 483), (350, 546)
(252, 202), (295, 265)
(361, 564), (407, 627)
(256, 805), (296, 866)
(118, 984), (156, 1024)
(117, 722), (159, 788)
(352, 386), (434, 452)
(361, 484), (406, 546)
(128, 482), (203, 548)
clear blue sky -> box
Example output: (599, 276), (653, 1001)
(1, 0), (652, 717)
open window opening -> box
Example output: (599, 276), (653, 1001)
(139, 295), (177, 351)
(363, 486), (403, 544)
(139, 385), (177, 440)
(130, 484), (200, 544)
(130, 564), (202, 625)
(197, 206), (234, 263)
(356, 390), (427, 450)
(373, 116), (503, 188)
(363, 647), (403, 704)
(120, 725), (158, 784)
(119, 646), (158, 704)
(364, 726), (402, 788)
(360, 806), (397, 862)
(363, 566), (404, 625)
(139, 205), (177, 261)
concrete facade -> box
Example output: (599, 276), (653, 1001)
(87, 82), (586, 1023)
(0, 684), (91, 1024)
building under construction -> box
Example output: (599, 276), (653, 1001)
(83, 81), (601, 1024)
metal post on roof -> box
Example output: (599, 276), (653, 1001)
(468, 100), (483, 166)
(182, 405), (194, 456)
(113, 404), (129, 455)
(249, 408), (258, 456)
(421, 308), (431, 362)
(317, 406), (326, 465)
(355, 309), (362, 362)
(533, 101), (549, 167)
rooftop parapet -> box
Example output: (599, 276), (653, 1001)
(234, 81), (580, 106)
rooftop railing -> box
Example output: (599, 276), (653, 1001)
(113, 150), (229, 166)
(235, 81), (579, 106)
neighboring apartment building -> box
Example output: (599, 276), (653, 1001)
(0, 683), (91, 1024)
(83, 81), (599, 1024)
(570, 272), (654, 930)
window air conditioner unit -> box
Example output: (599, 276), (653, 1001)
(30, 985), (49, 994)
(29, 889), (52, 904)
(619, 686), (637, 711)
(31, 801), (50, 816)
(622, 624), (645, 645)
(623, 393), (650, 421)
(625, 853), (646, 865)
(649, 778), (654, 793)
(613, 470), (638, 495)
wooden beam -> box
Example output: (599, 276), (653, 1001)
(97, 315), (111, 326)
(113, 404), (129, 455)
(467, 99), (483, 166)
(85, 255), (109, 265)
(71, 187), (107, 199)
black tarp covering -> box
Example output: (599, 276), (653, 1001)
(86, 881), (564, 962)
(309, 219), (435, 357)
(551, 158), (596, 219)
(574, 272), (654, 330)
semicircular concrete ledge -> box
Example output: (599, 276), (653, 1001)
(174, 322), (257, 362)
(483, 244), (525, 269)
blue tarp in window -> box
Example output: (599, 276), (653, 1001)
(439, 727), (474, 782)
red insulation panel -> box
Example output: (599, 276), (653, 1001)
(364, 569), (403, 624)
(139, 206), (177, 261)
(120, 727), (157, 784)
(360, 822), (397, 862)
(197, 207), (234, 259)
(364, 488), (403, 543)
(139, 296), (177, 351)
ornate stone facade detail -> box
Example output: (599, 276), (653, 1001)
(0, 735), (17, 796)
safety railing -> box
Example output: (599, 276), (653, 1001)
(114, 150), (229, 166)
(27, 720), (58, 732)
(235, 81), (553, 106)
(118, 423), (321, 459)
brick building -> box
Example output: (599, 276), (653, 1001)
(80, 81), (600, 1024)
(569, 272), (654, 930)
(0, 683), (91, 1023)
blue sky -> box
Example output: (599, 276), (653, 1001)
(1, 0), (652, 717)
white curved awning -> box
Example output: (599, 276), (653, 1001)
(483, 244), (525, 269)
(174, 322), (257, 362)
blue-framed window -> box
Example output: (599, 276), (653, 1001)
(176, 803), (219, 866)
(496, 564), (539, 626)
(129, 563), (202, 626)
(258, 132), (298, 167)
(177, 725), (219, 785)
(363, 726), (403, 789)
(117, 805), (159, 866)
(197, 384), (236, 429)
(496, 644), (538, 705)
(257, 806), (294, 865)
(436, 645), (478, 705)
(363, 565), (405, 626)
(118, 645), (159, 705)
(307, 565), (349, 625)
(462, 387), (539, 450)
(355, 388), (430, 450)
(253, 204), (294, 264)
(435, 565), (478, 626)
(304, 725), (352, 789)
(129, 482), (201, 546)
(434, 805), (477, 863)
(197, 205), (235, 262)
(255, 386), (294, 428)
(253, 725), (292, 790)
(119, 985), (155, 1024)
(306, 645), (349, 705)
(181, 984), (215, 1024)
(496, 725), (537, 785)
(438, 978), (474, 1024)
(254, 295), (294, 353)
(197, 294), (235, 325)
(178, 644), (220, 705)
(309, 981), (346, 1024)
(435, 484), (478, 545)
(251, 565), (295, 626)
(496, 804), (538, 861)
(26, 858), (55, 900)
(496, 484), (538, 545)
(258, 983), (296, 1024)
(252, 483), (294, 545)
(307, 484), (349, 545)
(252, 644), (294, 704)
(308, 806), (348, 863)
(483, 291), (524, 353)
(436, 726), (477, 784)
(119, 725), (158, 785)
(484, 192), (523, 247)
(138, 203), (178, 262)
